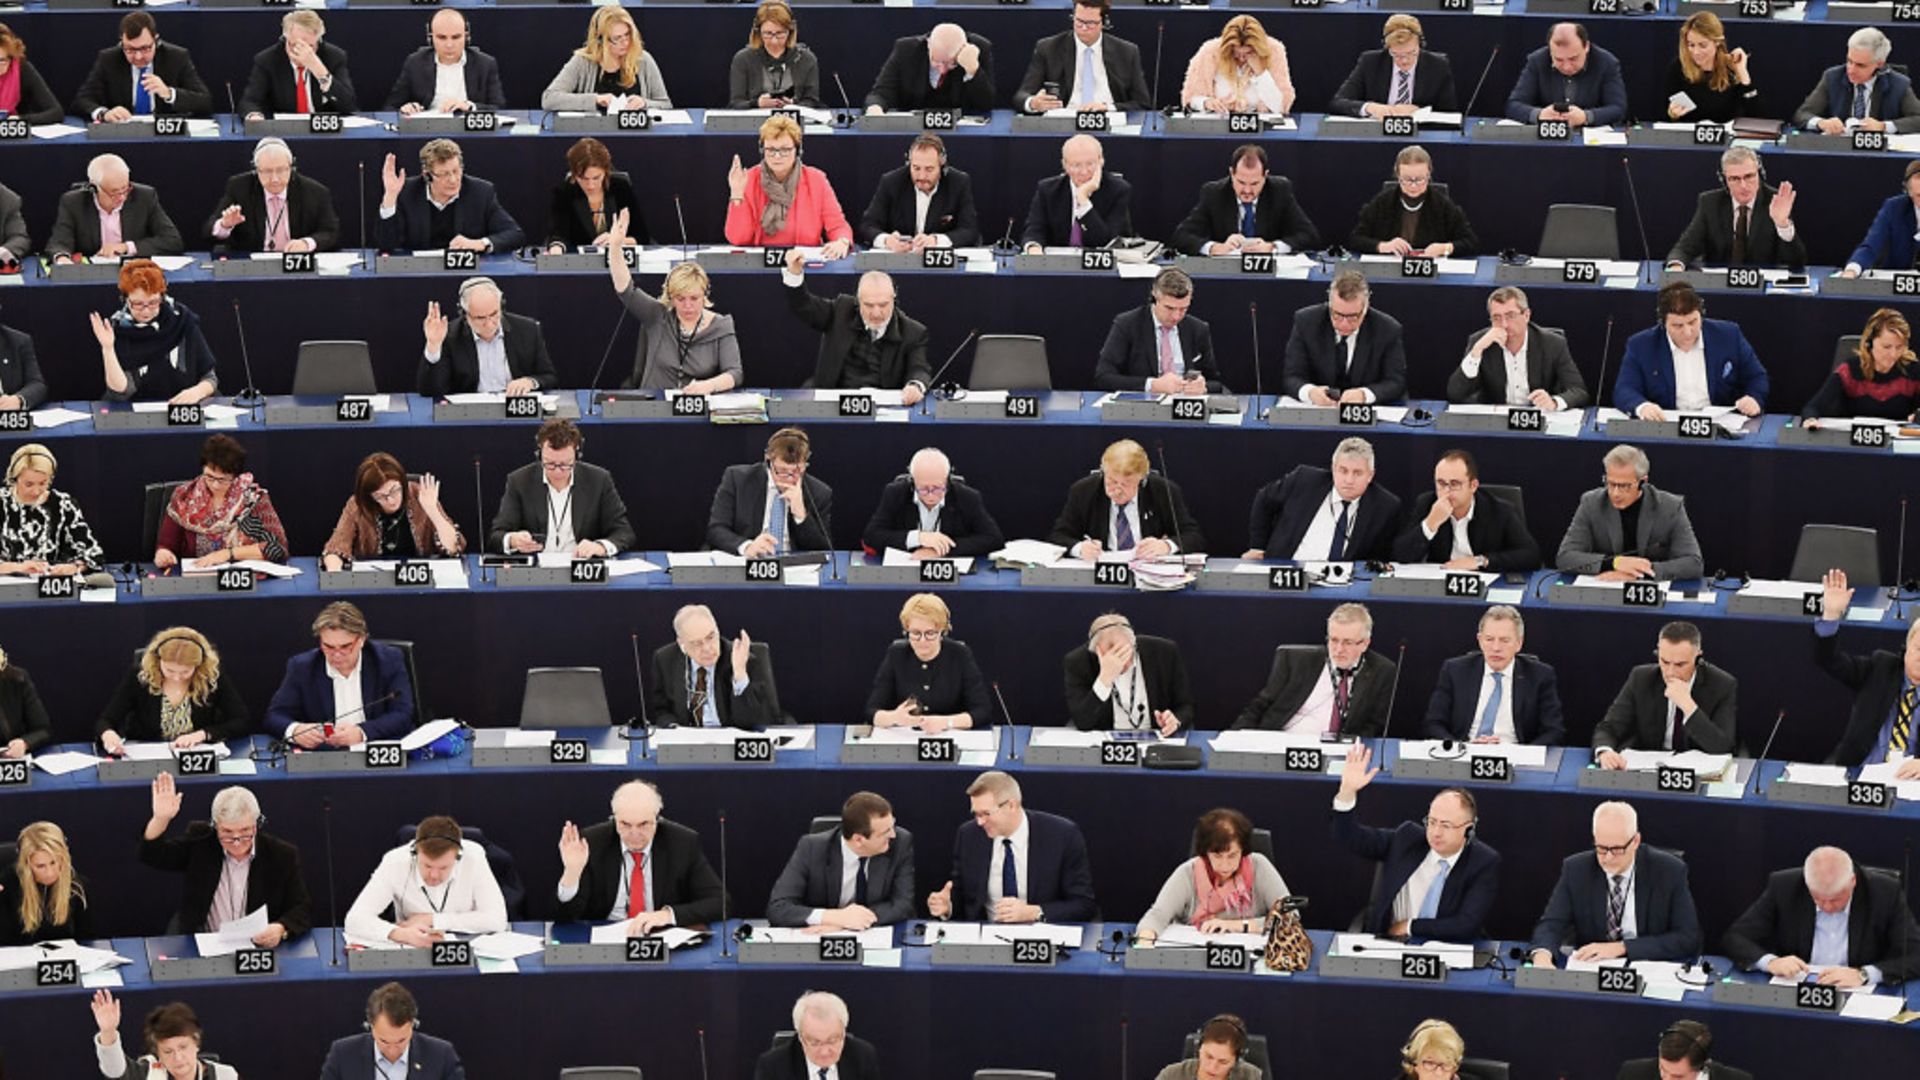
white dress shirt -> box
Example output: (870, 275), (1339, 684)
(1290, 490), (1353, 562)
(1669, 334), (1711, 411)
(906, 495), (944, 550)
(430, 54), (468, 112)
(1091, 660), (1150, 730)
(1458, 328), (1556, 408)
(543, 480), (577, 553)
(986, 812), (1032, 905)
(1390, 846), (1453, 925)
(344, 840), (509, 940)
(1468, 661), (1518, 743)
(326, 656), (364, 730)
(1420, 500), (1477, 561)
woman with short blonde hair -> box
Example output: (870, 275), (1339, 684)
(865, 593), (990, 731)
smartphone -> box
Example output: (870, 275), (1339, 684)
(1042, 81), (1060, 100)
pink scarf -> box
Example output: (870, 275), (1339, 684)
(1189, 855), (1256, 927)
(0, 62), (22, 116)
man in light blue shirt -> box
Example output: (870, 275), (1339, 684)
(1723, 845), (1920, 988)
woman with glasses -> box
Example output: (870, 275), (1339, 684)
(154, 435), (288, 571)
(141, 774), (310, 947)
(1135, 808), (1289, 943)
(91, 993), (240, 1080)
(864, 593), (990, 733)
(321, 452), (464, 571)
(91, 259), (217, 405)
(1348, 145), (1477, 258)
(96, 627), (247, 757)
(1, 821), (89, 946)
(607, 210), (743, 393)
(729, 1), (820, 109)
(725, 113), (852, 257)
(1, 443), (104, 577)
(1397, 1019), (1468, 1079)
(542, 6), (672, 113)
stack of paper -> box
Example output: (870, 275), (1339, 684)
(1151, 924), (1266, 951)
(882, 549), (974, 572)
(1781, 763), (1847, 786)
(1619, 750), (1735, 780)
(193, 906), (268, 957)
(709, 392), (768, 423)
(1856, 761), (1920, 800)
(853, 728), (997, 753)
(469, 931), (545, 961)
(588, 923), (703, 948)
(990, 539), (1068, 569)
(1131, 556), (1195, 592)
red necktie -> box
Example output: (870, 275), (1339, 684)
(626, 851), (647, 917)
(295, 69), (311, 114)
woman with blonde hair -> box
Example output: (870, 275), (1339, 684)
(1, 442), (103, 576)
(607, 210), (743, 393)
(96, 627), (248, 756)
(2, 821), (90, 945)
(1398, 1019), (1467, 1078)
(0, 641), (52, 758)
(1181, 15), (1293, 116)
(724, 113), (853, 255)
(1666, 12), (1754, 122)
(864, 593), (991, 732)
(541, 6), (673, 113)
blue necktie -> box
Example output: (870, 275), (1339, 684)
(1476, 671), (1505, 739)
(1001, 838), (1018, 903)
(1328, 500), (1352, 561)
(1113, 506), (1135, 551)
(1079, 46), (1097, 106)
(1416, 860), (1450, 920)
(1853, 83), (1869, 121)
(768, 489), (789, 554)
(1239, 202), (1256, 238)
(132, 66), (151, 116)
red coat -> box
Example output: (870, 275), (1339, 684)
(725, 164), (852, 246)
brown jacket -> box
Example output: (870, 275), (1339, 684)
(321, 480), (465, 562)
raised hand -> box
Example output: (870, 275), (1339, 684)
(558, 821), (590, 874)
(1821, 568), (1853, 621)
(380, 154), (406, 205)
(728, 155), (749, 201)
(92, 989), (121, 1038)
(150, 771), (183, 825)
(423, 301), (449, 352)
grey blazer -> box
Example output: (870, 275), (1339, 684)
(617, 284), (743, 391)
(1136, 853), (1289, 937)
(541, 52), (672, 112)
(0, 183), (27, 263)
(1555, 483), (1703, 580)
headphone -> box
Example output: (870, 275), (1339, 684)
(1714, 150), (1766, 188)
(1400, 1019), (1451, 1066)
(7, 442), (57, 483)
(151, 632), (209, 667)
(1383, 14), (1426, 49)
(765, 426), (811, 467)
(251, 137), (294, 170)
(456, 275), (500, 314)
(1086, 613), (1134, 647)
(1659, 1023), (1712, 1069)
(1201, 1014), (1248, 1060)
(410, 826), (464, 859)
(905, 134), (949, 170)
(535, 422), (586, 460)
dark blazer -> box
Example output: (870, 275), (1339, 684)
(1331, 808), (1501, 941)
(262, 642), (415, 742)
(205, 171), (340, 253)
(1848, 193), (1920, 271)
(766, 826), (917, 927)
(1666, 186), (1807, 268)
(862, 639), (992, 728)
(753, 1034), (882, 1080)
(1348, 183), (1478, 257)
(1281, 304), (1408, 404)
(0, 665), (52, 753)
(239, 40), (356, 116)
(1391, 489), (1541, 572)
(319, 1032), (464, 1080)
(1504, 44), (1629, 126)
(372, 175), (524, 253)
(861, 477), (1004, 558)
(1171, 175), (1318, 257)
(72, 40), (213, 118)
(0, 869), (90, 946)
(0, 183), (28, 263)
(1555, 483), (1704, 581)
(1021, 172), (1134, 249)
(1328, 50), (1459, 116)
(1592, 660), (1739, 755)
(1233, 646), (1397, 737)
(1420, 653), (1566, 746)
(96, 666), (250, 744)
(139, 826), (312, 937)
(0, 325), (48, 411)
(728, 43), (823, 109)
(1064, 634), (1194, 734)
(2, 59), (64, 125)
(47, 184), (184, 259)
(1529, 846), (1703, 961)
(1794, 65), (1920, 134)
(706, 463), (834, 553)
(1618, 1061), (1752, 1080)
(1247, 465), (1401, 561)
(1047, 471), (1205, 553)
(856, 165), (981, 247)
(647, 640), (780, 730)
(1446, 324), (1589, 409)
(1013, 30), (1152, 111)
(948, 809), (1097, 922)
(786, 280), (931, 391)
(545, 171), (651, 248)
(417, 312), (557, 397)
(1616, 318), (1770, 414)
(1094, 306), (1223, 393)
(383, 46), (506, 110)
(1812, 623), (1916, 767)
(486, 460), (634, 553)
(554, 818), (726, 925)
(865, 33), (997, 112)
(1723, 866), (1920, 982)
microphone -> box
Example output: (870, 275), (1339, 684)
(697, 1027), (710, 1080)
(322, 795), (341, 966)
(832, 72), (856, 127)
(795, 474), (838, 580)
(717, 809), (733, 958)
(1249, 301), (1267, 420)
(1620, 157), (1653, 285)
(920, 328), (979, 414)
(1747, 709), (1785, 796)
(993, 681), (1019, 762)
(1899, 837), (1912, 989)
(229, 299), (263, 408)
(1372, 641), (1409, 773)
(1586, 314), (1616, 434)
(224, 82), (238, 136)
(357, 160), (367, 254)
(1147, 19), (1166, 129)
(672, 194), (691, 263)
(1153, 439), (1190, 561)
(991, 216), (1018, 256)
(1894, 496), (1911, 619)
(621, 631), (654, 752)
(584, 306), (630, 413)
(1675, 956), (1715, 987)
(1460, 47), (1500, 126)
(1120, 1012), (1131, 1080)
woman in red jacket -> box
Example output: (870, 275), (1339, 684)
(724, 113), (852, 257)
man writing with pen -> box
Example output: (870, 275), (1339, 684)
(345, 815), (507, 947)
(261, 601), (417, 749)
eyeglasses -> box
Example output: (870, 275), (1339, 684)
(906, 629), (942, 642)
(541, 461), (576, 474)
(1414, 1061), (1457, 1074)
(1072, 17), (1104, 28)
(1603, 479), (1640, 492)
(126, 296), (164, 312)
(799, 1034), (846, 1052)
(1594, 839), (1636, 857)
(761, 145), (798, 159)
(1327, 635), (1369, 649)
(1435, 479), (1471, 491)
(121, 41), (157, 58)
(428, 168), (463, 183)
(1329, 307), (1366, 325)
(971, 799), (1011, 822)
(1422, 817), (1472, 832)
(372, 484), (404, 504)
(202, 469), (234, 485)
(1398, 173), (1431, 188)
(216, 829), (256, 846)
(914, 484), (948, 498)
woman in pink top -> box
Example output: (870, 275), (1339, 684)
(724, 113), (853, 257)
(1180, 15), (1295, 116)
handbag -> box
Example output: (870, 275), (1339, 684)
(1261, 895), (1313, 972)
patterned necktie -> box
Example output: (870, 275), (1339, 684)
(626, 851), (647, 917)
(1114, 504), (1135, 551)
(854, 856), (870, 905)
(1416, 860), (1450, 920)
(768, 489), (789, 554)
(1606, 873), (1627, 941)
(1331, 667), (1352, 734)
(1079, 45), (1097, 107)
(1892, 685), (1915, 757)
(132, 67), (151, 116)
(1853, 83), (1869, 121)
(1328, 500), (1352, 561)
(1476, 671), (1505, 740)
(1731, 204), (1750, 265)
(1158, 325), (1175, 376)
(1392, 68), (1412, 106)
(1001, 838), (1018, 901)
(693, 666), (711, 727)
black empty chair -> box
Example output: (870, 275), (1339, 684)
(520, 667), (612, 728)
(141, 479), (188, 560)
(557, 1069), (641, 1080)
(1538, 205), (1618, 260)
(970, 335), (1052, 391)
(1788, 524), (1881, 587)
(293, 341), (377, 395)
(375, 639), (427, 727)
(1250, 827), (1275, 862)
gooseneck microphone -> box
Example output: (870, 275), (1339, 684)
(991, 216), (1018, 255)
(1620, 156), (1654, 285)
(1894, 496), (1911, 619)
(1147, 20), (1166, 131)
(1249, 301), (1267, 420)
(622, 631), (654, 753)
(716, 809), (733, 958)
(697, 1027), (710, 1080)
(1154, 439), (1189, 560)
(832, 73), (856, 127)
(919, 328), (980, 415)
(224, 82), (238, 136)
(1747, 708), (1785, 796)
(1460, 47), (1501, 126)
(323, 795), (341, 966)
(1373, 641), (1409, 773)
(584, 306), (631, 414)
(673, 194), (691, 263)
(1586, 314), (1616, 434)
(357, 160), (367, 254)
(229, 299), (264, 409)
(993, 681), (1019, 762)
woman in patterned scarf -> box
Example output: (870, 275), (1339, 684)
(153, 434), (288, 571)
(0, 442), (103, 575)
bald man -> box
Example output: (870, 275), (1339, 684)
(1723, 845), (1920, 987)
(648, 604), (781, 730)
(782, 249), (931, 404)
(205, 138), (341, 253)
(866, 23), (997, 114)
(861, 448), (1006, 559)
(385, 8), (506, 115)
(1022, 134), (1133, 251)
(556, 781), (728, 933)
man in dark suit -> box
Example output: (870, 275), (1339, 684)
(1328, 15), (1459, 117)
(865, 23), (996, 113)
(1615, 1020), (1754, 1080)
(1664, 147), (1805, 270)
(556, 780), (727, 930)
(1529, 800), (1702, 965)
(707, 427), (834, 556)
(1021, 133), (1133, 250)
(1793, 27), (1920, 135)
(238, 10), (356, 118)
(1811, 568), (1920, 775)
(1048, 437), (1205, 558)
(1421, 606), (1567, 745)
(263, 602), (416, 747)
(140, 775), (310, 943)
(861, 447), (1004, 559)
(857, 134), (981, 250)
(766, 792), (915, 928)
(0, 322), (48, 411)
(71, 12), (212, 122)
(416, 278), (557, 397)
(320, 982), (465, 1080)
(384, 9), (506, 115)
(1448, 286), (1589, 410)
(1093, 267), (1224, 394)
(0, 182), (26, 270)
(1593, 621), (1738, 767)
(753, 992), (884, 1080)
(1556, 443), (1704, 582)
(1391, 449), (1540, 572)
(488, 418), (634, 556)
(782, 249), (931, 402)
(374, 139), (524, 253)
(1244, 436), (1401, 562)
(928, 770), (1097, 923)
(47, 154), (184, 261)
(205, 138), (340, 254)
(649, 603), (781, 730)
(1723, 845), (1920, 986)
(1281, 269), (1407, 405)
(1013, 0), (1152, 113)
(1234, 603), (1397, 737)
(1065, 612), (1193, 735)
(1615, 282), (1768, 422)
(1504, 22), (1628, 128)
(1841, 160), (1920, 277)
(1170, 144), (1319, 257)
(1331, 744), (1501, 941)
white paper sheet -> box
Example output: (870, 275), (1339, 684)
(1841, 992), (1906, 1021)
(30, 750), (103, 775)
(469, 930), (545, 961)
(27, 407), (92, 428)
(1855, 761), (1920, 800)
(398, 718), (462, 752)
(1152, 924), (1267, 951)
(1619, 750), (1735, 778)
(588, 923), (703, 948)
(31, 123), (87, 140)
(852, 728), (996, 752)
(1331, 933), (1473, 968)
(118, 741), (233, 762)
(1781, 763), (1848, 786)
(1208, 730), (1354, 756)
(753, 926), (894, 950)
(192, 906), (268, 956)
